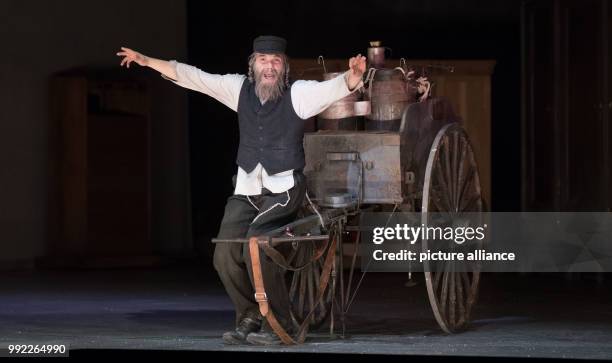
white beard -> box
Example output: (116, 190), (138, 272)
(254, 69), (285, 103)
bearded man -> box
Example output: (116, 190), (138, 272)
(117, 35), (366, 345)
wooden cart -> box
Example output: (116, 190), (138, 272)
(213, 96), (484, 340)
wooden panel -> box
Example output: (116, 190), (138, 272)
(426, 72), (492, 210)
(47, 72), (152, 266)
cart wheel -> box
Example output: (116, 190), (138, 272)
(286, 228), (336, 331)
(421, 122), (484, 333)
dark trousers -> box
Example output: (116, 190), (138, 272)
(213, 172), (306, 329)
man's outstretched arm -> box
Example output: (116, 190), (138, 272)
(116, 47), (245, 111)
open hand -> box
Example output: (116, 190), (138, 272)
(116, 47), (148, 68)
(349, 54), (367, 78)
(346, 54), (367, 90)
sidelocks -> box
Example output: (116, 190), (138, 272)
(213, 40), (485, 344)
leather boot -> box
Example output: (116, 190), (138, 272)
(246, 320), (291, 346)
(222, 317), (261, 345)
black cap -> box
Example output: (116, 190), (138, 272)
(253, 35), (287, 54)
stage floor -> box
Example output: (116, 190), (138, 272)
(1, 265), (611, 359)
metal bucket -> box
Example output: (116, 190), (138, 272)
(364, 68), (416, 131)
(319, 72), (360, 120)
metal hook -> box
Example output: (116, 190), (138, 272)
(317, 55), (327, 74)
(364, 67), (377, 100)
(364, 67), (377, 84)
(394, 66), (407, 78)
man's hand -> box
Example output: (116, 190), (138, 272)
(116, 48), (178, 80)
(116, 47), (149, 68)
(347, 54), (367, 90)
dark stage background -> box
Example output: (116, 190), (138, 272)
(184, 0), (521, 260)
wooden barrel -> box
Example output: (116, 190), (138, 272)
(365, 68), (416, 131)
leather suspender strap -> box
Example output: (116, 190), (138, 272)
(249, 234), (337, 345)
(249, 236), (297, 345)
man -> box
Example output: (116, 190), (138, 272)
(116, 35), (365, 345)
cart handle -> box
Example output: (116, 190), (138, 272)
(211, 234), (329, 247)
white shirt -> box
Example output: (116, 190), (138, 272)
(163, 60), (362, 195)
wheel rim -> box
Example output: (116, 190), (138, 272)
(421, 123), (483, 333)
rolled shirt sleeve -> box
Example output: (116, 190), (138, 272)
(290, 70), (364, 120)
(162, 60), (246, 112)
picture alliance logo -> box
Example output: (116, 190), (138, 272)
(371, 223), (488, 245)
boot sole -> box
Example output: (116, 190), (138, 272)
(246, 334), (282, 346)
(222, 333), (247, 345)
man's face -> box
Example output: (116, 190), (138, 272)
(253, 53), (284, 86)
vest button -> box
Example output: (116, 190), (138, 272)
(259, 137), (263, 141)
(259, 126), (263, 130)
(259, 148), (263, 152)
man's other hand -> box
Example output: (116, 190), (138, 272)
(347, 54), (366, 90)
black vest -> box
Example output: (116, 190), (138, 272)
(236, 80), (305, 175)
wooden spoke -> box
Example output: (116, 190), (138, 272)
(312, 259), (326, 318)
(431, 186), (450, 212)
(461, 192), (481, 212)
(298, 263), (307, 318)
(307, 264), (315, 323)
(455, 136), (468, 211)
(443, 137), (454, 207)
(434, 156), (454, 211)
(440, 269), (450, 319)
(451, 131), (460, 210)
(449, 261), (456, 328)
(456, 273), (466, 327)
(458, 168), (476, 210)
(434, 269), (443, 292)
